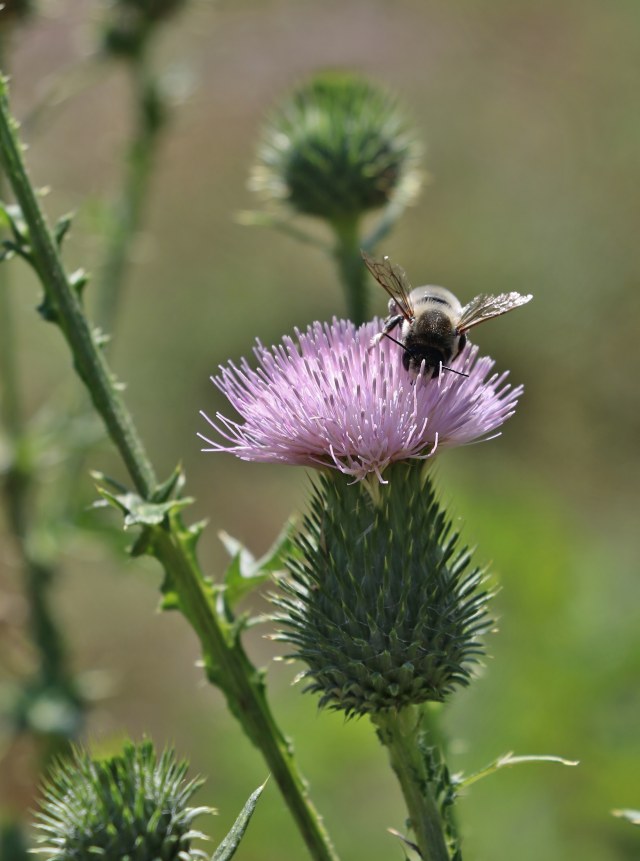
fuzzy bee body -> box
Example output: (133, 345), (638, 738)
(363, 253), (532, 377)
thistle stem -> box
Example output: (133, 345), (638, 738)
(331, 215), (368, 325)
(56, 47), (165, 518)
(373, 706), (452, 861)
(95, 45), (164, 334)
(0, 73), (338, 861)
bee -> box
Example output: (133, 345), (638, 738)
(363, 251), (533, 378)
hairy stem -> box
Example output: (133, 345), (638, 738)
(0, 73), (338, 861)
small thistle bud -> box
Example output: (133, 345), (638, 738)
(33, 739), (212, 860)
(273, 465), (492, 717)
(249, 71), (423, 222)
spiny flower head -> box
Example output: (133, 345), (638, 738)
(273, 465), (493, 716)
(33, 739), (212, 861)
(199, 318), (523, 483)
(249, 71), (423, 221)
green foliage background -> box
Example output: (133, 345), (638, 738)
(0, 1), (638, 859)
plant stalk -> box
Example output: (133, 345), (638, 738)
(331, 215), (368, 325)
(373, 706), (451, 861)
(95, 45), (164, 334)
(0, 73), (338, 861)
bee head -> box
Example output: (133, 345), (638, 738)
(402, 347), (447, 377)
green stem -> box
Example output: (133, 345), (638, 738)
(0, 74), (338, 861)
(331, 215), (368, 325)
(373, 706), (451, 861)
(57, 49), (165, 517)
(95, 46), (164, 334)
(156, 523), (337, 861)
(0, 229), (20, 438)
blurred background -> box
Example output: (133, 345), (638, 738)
(0, 1), (638, 859)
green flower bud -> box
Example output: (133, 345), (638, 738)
(274, 465), (492, 717)
(33, 739), (212, 860)
(249, 71), (423, 222)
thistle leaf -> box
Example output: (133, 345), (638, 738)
(95, 485), (193, 527)
(211, 781), (266, 861)
(458, 752), (579, 790)
(220, 520), (296, 609)
(612, 809), (640, 826)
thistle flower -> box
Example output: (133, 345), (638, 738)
(33, 740), (212, 860)
(273, 465), (492, 715)
(249, 72), (423, 222)
(199, 318), (523, 483)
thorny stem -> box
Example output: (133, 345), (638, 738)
(56, 46), (166, 517)
(0, 74), (338, 861)
(0, 77), (157, 496)
(373, 706), (452, 861)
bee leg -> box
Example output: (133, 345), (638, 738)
(369, 314), (404, 349)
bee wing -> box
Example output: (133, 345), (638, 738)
(362, 251), (415, 321)
(457, 292), (533, 332)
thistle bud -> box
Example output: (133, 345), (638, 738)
(249, 71), (423, 223)
(33, 740), (212, 860)
(274, 465), (492, 717)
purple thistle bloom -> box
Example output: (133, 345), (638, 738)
(199, 319), (523, 482)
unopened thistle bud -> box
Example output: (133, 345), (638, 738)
(33, 740), (212, 860)
(273, 464), (492, 717)
(249, 71), (423, 223)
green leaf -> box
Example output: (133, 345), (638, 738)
(0, 202), (36, 269)
(0, 200), (29, 244)
(152, 462), (186, 503)
(211, 781), (266, 861)
(612, 809), (640, 826)
(89, 471), (129, 494)
(53, 211), (74, 247)
(458, 751), (579, 790)
(68, 267), (88, 300)
(96, 485), (193, 528)
(220, 519), (296, 609)
(387, 827), (419, 857)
